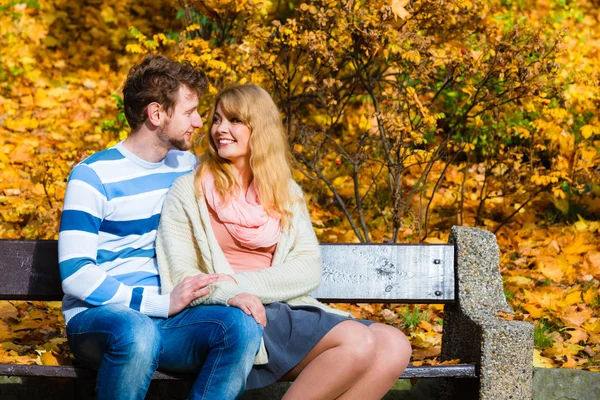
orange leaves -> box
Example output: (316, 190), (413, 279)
(536, 255), (567, 283)
(566, 328), (589, 345)
(560, 305), (593, 328)
(5, 117), (40, 133)
(328, 303), (446, 364)
(501, 222), (600, 370)
(0, 301), (70, 366)
(0, 1), (137, 240)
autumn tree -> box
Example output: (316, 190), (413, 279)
(134, 0), (568, 243)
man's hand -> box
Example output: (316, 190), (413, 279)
(168, 274), (219, 316)
(228, 293), (267, 328)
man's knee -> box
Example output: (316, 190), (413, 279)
(68, 305), (162, 368)
(218, 307), (263, 351)
(106, 308), (162, 361)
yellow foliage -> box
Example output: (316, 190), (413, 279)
(1, 0), (600, 371)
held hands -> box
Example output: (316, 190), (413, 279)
(168, 274), (219, 316)
(168, 273), (266, 328)
(228, 293), (267, 328)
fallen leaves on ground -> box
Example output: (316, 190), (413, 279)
(0, 301), (70, 366)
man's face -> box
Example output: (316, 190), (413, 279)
(158, 85), (202, 151)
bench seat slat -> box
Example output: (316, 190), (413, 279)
(0, 363), (477, 379)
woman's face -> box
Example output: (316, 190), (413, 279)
(210, 102), (251, 168)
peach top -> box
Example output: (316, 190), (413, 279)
(207, 201), (276, 272)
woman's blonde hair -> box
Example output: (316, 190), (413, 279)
(195, 84), (296, 226)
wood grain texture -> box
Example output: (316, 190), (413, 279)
(0, 241), (455, 303)
(0, 240), (61, 300)
(313, 244), (455, 303)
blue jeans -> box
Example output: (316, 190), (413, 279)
(66, 304), (263, 400)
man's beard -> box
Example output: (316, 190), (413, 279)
(159, 120), (191, 151)
(168, 136), (191, 151)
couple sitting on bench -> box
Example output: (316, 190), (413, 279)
(58, 54), (411, 400)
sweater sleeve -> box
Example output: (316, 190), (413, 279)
(156, 176), (245, 306)
(59, 164), (170, 318)
(232, 195), (322, 304)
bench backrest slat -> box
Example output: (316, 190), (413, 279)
(0, 241), (455, 303)
(313, 244), (454, 303)
(0, 240), (61, 300)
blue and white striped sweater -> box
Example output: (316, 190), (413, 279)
(58, 142), (197, 324)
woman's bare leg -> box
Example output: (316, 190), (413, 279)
(281, 320), (377, 400)
(337, 323), (412, 399)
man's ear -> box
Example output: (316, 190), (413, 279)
(146, 102), (163, 127)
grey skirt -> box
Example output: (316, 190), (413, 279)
(246, 302), (373, 390)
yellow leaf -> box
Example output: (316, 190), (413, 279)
(422, 237), (445, 244)
(543, 342), (565, 358)
(504, 275), (532, 287)
(566, 328), (588, 344)
(32, 183), (45, 196)
(409, 331), (438, 349)
(419, 320), (434, 331)
(574, 215), (600, 232)
(564, 290), (582, 306)
(533, 349), (555, 368)
(25, 21), (48, 43)
(565, 343), (585, 354)
(583, 320), (600, 334)
(583, 287), (597, 305)
(561, 305), (593, 327)
(0, 302), (18, 319)
(521, 303), (544, 319)
(522, 289), (561, 312)
(34, 90), (55, 109)
(561, 354), (584, 368)
(9, 319), (40, 331)
(536, 257), (564, 283)
(390, 0), (411, 20)
(5, 117), (39, 133)
(562, 235), (597, 255)
(588, 333), (600, 344)
(40, 351), (60, 366)
(581, 124), (597, 139)
(10, 144), (34, 163)
(584, 252), (600, 276)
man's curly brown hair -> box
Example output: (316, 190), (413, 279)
(123, 54), (208, 131)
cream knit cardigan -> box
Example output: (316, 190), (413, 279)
(156, 172), (349, 364)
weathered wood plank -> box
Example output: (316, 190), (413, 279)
(313, 244), (455, 303)
(0, 240), (61, 300)
(0, 241), (455, 303)
(0, 363), (477, 379)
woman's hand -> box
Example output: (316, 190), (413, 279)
(228, 293), (267, 328)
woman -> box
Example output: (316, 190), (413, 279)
(156, 84), (411, 399)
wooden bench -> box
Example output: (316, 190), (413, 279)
(0, 226), (533, 399)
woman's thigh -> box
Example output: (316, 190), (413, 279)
(283, 320), (376, 379)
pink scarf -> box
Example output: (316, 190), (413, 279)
(201, 172), (281, 250)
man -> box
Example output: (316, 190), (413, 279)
(58, 54), (262, 400)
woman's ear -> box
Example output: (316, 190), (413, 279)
(146, 102), (163, 127)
